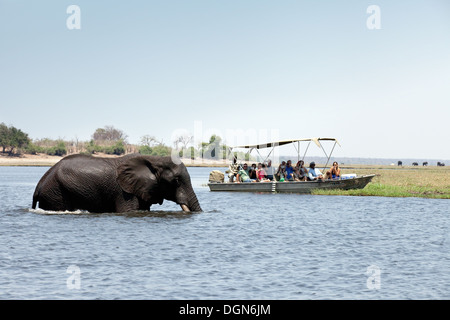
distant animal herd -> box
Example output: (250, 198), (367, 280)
(397, 161), (445, 166)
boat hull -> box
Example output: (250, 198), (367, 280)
(208, 174), (376, 193)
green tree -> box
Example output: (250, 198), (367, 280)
(104, 139), (126, 155)
(46, 140), (67, 156)
(201, 134), (225, 159)
(85, 140), (102, 154)
(151, 144), (172, 156)
(139, 145), (153, 155)
(179, 146), (197, 159)
(0, 123), (10, 153)
(25, 143), (42, 155)
(187, 146), (197, 160)
(209, 134), (222, 145)
(0, 123), (31, 154)
(139, 143), (171, 156)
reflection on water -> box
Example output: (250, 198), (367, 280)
(1, 166), (450, 299)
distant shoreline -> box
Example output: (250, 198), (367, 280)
(0, 153), (447, 170)
(0, 153), (229, 167)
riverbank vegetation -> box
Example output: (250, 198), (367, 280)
(312, 166), (450, 199)
(0, 123), (247, 161)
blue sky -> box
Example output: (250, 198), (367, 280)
(1, 0), (449, 159)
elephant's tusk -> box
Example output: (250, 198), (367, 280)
(180, 204), (190, 212)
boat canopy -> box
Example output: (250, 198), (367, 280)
(230, 137), (341, 171)
(231, 138), (340, 149)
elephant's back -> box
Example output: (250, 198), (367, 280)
(56, 155), (121, 211)
(56, 155), (117, 190)
(56, 155), (116, 182)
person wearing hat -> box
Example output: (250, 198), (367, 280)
(307, 162), (324, 181)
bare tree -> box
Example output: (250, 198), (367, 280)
(73, 135), (81, 153)
(174, 134), (193, 150)
(140, 135), (160, 147)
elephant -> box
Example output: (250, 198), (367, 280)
(398, 161), (402, 166)
(32, 154), (202, 213)
(412, 162), (418, 166)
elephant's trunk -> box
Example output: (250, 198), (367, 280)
(188, 195), (202, 212)
(184, 189), (202, 212)
(176, 180), (202, 212)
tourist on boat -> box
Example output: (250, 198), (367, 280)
(294, 160), (308, 181)
(326, 161), (341, 180)
(265, 160), (275, 180)
(236, 166), (257, 183)
(242, 163), (250, 175)
(256, 163), (270, 182)
(276, 161), (286, 180)
(285, 160), (295, 181)
(249, 163), (258, 181)
(307, 162), (324, 181)
(228, 156), (239, 182)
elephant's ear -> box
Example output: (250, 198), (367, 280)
(117, 157), (159, 202)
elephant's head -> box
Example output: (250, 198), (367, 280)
(116, 155), (202, 212)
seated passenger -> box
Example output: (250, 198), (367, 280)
(307, 162), (324, 181)
(236, 166), (256, 183)
(285, 160), (295, 181)
(326, 161), (341, 180)
(265, 160), (275, 181)
(294, 160), (308, 181)
(242, 163), (250, 175)
(249, 163), (258, 180)
(256, 163), (269, 182)
(276, 161), (286, 181)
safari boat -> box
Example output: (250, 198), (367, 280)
(207, 138), (375, 193)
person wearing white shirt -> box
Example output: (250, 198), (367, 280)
(265, 160), (275, 181)
(308, 162), (324, 181)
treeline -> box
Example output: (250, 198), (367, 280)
(0, 123), (247, 160)
(0, 123), (30, 155)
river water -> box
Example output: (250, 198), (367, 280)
(0, 166), (449, 299)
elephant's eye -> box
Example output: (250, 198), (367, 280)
(174, 177), (181, 186)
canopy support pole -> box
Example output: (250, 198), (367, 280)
(302, 141), (311, 161)
(244, 148), (253, 164)
(292, 141), (300, 162)
(264, 145), (276, 163)
(320, 140), (337, 172)
(256, 149), (264, 163)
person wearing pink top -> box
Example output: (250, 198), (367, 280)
(256, 163), (268, 181)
